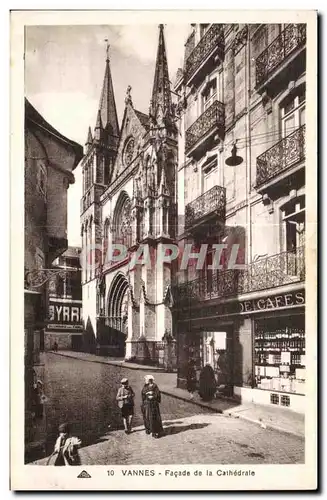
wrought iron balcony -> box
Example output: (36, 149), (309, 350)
(175, 246), (305, 303)
(256, 24), (306, 87)
(185, 100), (225, 155)
(185, 185), (226, 230)
(256, 125), (305, 188)
(185, 24), (224, 83)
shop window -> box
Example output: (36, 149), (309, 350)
(280, 395), (290, 407)
(280, 85), (305, 138)
(270, 393), (279, 405)
(254, 316), (305, 396)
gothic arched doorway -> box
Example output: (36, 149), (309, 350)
(103, 273), (129, 357)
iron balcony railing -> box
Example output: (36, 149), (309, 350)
(175, 246), (305, 303)
(184, 24), (224, 83)
(256, 24), (306, 87)
(185, 100), (225, 154)
(185, 185), (226, 230)
(256, 125), (305, 188)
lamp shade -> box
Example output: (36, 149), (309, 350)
(225, 144), (243, 166)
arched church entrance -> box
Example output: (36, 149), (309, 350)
(101, 273), (129, 357)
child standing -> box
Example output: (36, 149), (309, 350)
(116, 378), (135, 434)
(49, 423), (82, 466)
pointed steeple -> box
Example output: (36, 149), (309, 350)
(150, 24), (172, 121)
(94, 110), (103, 141)
(85, 126), (93, 146)
(96, 48), (119, 139)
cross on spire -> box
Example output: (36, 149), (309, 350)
(104, 38), (110, 61)
(92, 38), (119, 139)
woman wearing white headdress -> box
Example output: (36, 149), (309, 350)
(141, 375), (163, 438)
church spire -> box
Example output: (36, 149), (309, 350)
(95, 44), (119, 139)
(86, 126), (92, 145)
(94, 110), (103, 141)
(85, 126), (93, 153)
(150, 24), (172, 121)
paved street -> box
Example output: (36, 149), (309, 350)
(38, 353), (304, 465)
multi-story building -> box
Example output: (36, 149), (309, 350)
(80, 26), (178, 366)
(173, 23), (306, 412)
(45, 246), (83, 351)
(24, 98), (83, 451)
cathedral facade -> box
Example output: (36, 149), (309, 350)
(80, 26), (178, 363)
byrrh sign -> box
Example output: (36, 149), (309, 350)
(47, 300), (83, 331)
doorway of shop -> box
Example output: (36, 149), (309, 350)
(71, 334), (83, 352)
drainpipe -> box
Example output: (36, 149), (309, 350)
(245, 27), (252, 267)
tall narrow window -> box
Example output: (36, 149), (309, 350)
(37, 163), (47, 198)
(252, 25), (268, 58)
(202, 157), (218, 194)
(281, 85), (306, 138)
(200, 24), (210, 38)
(57, 276), (64, 296)
(65, 272), (72, 298)
(281, 195), (305, 276)
(113, 194), (132, 250)
(202, 79), (217, 112)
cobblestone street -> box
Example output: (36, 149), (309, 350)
(36, 353), (304, 465)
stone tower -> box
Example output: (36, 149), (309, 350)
(80, 49), (119, 344)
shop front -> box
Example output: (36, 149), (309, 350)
(175, 287), (305, 412)
(176, 320), (237, 397)
(45, 298), (83, 350)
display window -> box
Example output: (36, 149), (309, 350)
(254, 315), (305, 395)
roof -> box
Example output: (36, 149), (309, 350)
(96, 57), (119, 137)
(135, 110), (150, 131)
(61, 246), (82, 258)
(150, 25), (172, 120)
(25, 98), (83, 169)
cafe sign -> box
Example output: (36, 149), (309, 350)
(177, 289), (305, 321)
(239, 290), (305, 314)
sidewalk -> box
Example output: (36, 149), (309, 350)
(25, 356), (48, 462)
(51, 350), (305, 439)
(52, 350), (173, 372)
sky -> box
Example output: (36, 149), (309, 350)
(25, 24), (190, 246)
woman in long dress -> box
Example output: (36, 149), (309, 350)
(141, 375), (164, 438)
(198, 363), (217, 402)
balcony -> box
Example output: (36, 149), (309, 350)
(175, 247), (305, 304)
(256, 125), (305, 191)
(185, 100), (225, 156)
(256, 24), (306, 88)
(185, 24), (224, 84)
(185, 185), (226, 231)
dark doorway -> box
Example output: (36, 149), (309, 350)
(71, 334), (83, 352)
(39, 329), (44, 352)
